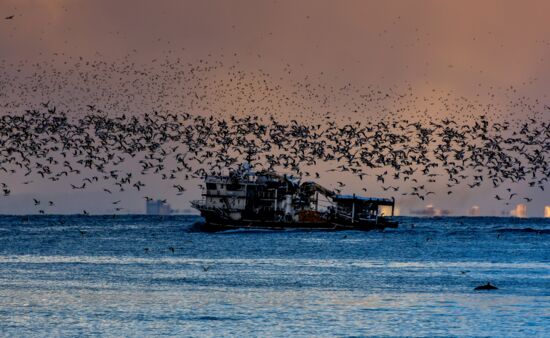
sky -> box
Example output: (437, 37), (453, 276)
(0, 0), (548, 215)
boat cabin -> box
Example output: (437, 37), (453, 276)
(332, 194), (395, 222)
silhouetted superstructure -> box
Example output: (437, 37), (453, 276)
(191, 164), (397, 231)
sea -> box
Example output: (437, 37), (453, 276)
(0, 215), (548, 337)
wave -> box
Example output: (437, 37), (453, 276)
(1, 255), (548, 270)
(495, 227), (550, 234)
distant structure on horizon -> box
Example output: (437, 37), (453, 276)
(146, 199), (172, 215)
(545, 206), (550, 218)
(181, 208), (196, 215)
(410, 204), (451, 217)
(468, 205), (480, 216)
(510, 204), (527, 218)
(164, 208), (198, 215)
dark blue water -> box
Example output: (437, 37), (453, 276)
(0, 216), (548, 337)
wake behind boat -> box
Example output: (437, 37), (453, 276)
(191, 164), (397, 231)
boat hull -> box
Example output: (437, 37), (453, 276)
(194, 209), (397, 232)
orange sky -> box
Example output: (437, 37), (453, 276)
(2, 0), (550, 99)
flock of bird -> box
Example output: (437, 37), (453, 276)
(0, 103), (548, 214)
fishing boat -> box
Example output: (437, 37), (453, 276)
(191, 164), (397, 231)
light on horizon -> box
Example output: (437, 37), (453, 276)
(510, 204), (527, 218)
(469, 205), (480, 216)
(545, 206), (550, 218)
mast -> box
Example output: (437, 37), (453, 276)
(315, 192), (319, 211)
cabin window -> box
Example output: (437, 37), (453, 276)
(206, 183), (217, 190)
(226, 183), (243, 191)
